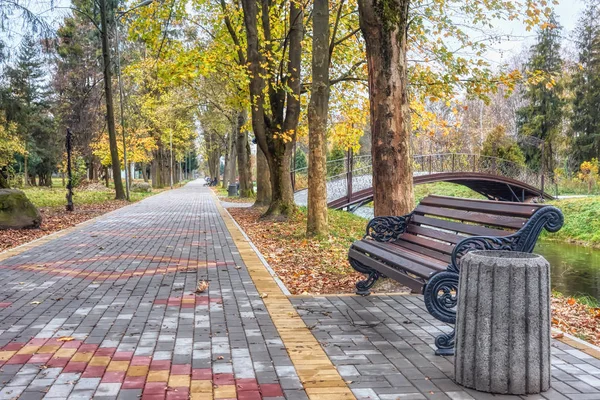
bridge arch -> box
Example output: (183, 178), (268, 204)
(292, 153), (554, 210)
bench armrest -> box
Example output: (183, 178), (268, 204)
(365, 213), (412, 242)
(449, 206), (564, 272)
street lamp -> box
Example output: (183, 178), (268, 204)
(114, 0), (155, 200)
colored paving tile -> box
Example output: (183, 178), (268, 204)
(0, 183), (304, 399)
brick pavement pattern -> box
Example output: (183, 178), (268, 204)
(0, 182), (306, 400)
(291, 295), (600, 400)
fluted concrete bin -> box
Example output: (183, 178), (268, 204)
(454, 250), (551, 395)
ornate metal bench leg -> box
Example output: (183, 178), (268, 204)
(355, 270), (380, 296)
(423, 271), (459, 356)
(434, 330), (455, 356)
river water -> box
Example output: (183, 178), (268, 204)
(535, 241), (600, 301)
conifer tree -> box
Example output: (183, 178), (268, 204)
(517, 14), (564, 174)
(570, 0), (600, 164)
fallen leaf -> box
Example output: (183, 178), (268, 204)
(567, 298), (577, 306)
(196, 280), (209, 293)
(552, 333), (564, 339)
(57, 336), (75, 342)
(260, 293), (268, 298)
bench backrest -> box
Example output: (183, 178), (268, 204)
(393, 195), (547, 263)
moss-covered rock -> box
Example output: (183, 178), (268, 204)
(131, 182), (152, 193)
(0, 189), (42, 229)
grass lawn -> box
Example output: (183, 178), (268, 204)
(22, 186), (157, 208)
(543, 197), (600, 247)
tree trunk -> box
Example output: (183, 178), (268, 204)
(222, 133), (230, 189)
(358, 0), (414, 216)
(254, 147), (271, 206)
(307, 0), (330, 236)
(236, 110), (254, 197)
(0, 168), (9, 189)
(23, 153), (28, 187)
(141, 163), (148, 182)
(227, 124), (237, 188)
(99, 0), (125, 200)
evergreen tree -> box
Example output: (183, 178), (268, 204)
(516, 14), (564, 174)
(294, 149), (307, 170)
(54, 0), (104, 180)
(570, 0), (600, 165)
(4, 35), (60, 186)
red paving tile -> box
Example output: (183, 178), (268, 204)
(131, 356), (152, 366)
(101, 371), (126, 383)
(170, 364), (191, 375)
(237, 391), (262, 400)
(113, 351), (134, 361)
(63, 361), (88, 373)
(260, 383), (284, 397)
(122, 376), (146, 389)
(82, 366), (106, 378)
(191, 368), (212, 380)
(150, 360), (171, 370)
(213, 373), (234, 385)
(143, 382), (167, 395)
(236, 378), (259, 391)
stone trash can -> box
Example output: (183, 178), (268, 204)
(454, 250), (551, 395)
(227, 184), (238, 197)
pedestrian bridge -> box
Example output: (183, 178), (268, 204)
(292, 153), (554, 210)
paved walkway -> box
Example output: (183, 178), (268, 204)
(0, 182), (318, 400)
(1, 181), (600, 400)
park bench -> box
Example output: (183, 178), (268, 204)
(348, 194), (564, 355)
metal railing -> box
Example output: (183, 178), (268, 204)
(292, 152), (550, 205)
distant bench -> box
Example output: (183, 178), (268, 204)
(348, 195), (564, 355)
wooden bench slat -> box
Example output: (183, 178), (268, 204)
(367, 240), (447, 270)
(410, 214), (512, 237)
(348, 248), (426, 293)
(414, 205), (527, 230)
(352, 240), (440, 279)
(420, 195), (541, 217)
(396, 233), (455, 255)
(390, 240), (451, 264)
(406, 224), (465, 245)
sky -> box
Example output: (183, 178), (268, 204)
(0, 0), (588, 67)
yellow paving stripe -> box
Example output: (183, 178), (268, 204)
(214, 199), (356, 400)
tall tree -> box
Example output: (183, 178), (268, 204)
(99, 0), (125, 199)
(241, 0), (304, 217)
(4, 35), (60, 187)
(517, 14), (564, 174)
(570, 0), (600, 164)
(54, 0), (104, 181)
(307, 0), (330, 235)
(357, 0), (413, 216)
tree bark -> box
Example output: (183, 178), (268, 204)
(358, 0), (414, 216)
(23, 153), (28, 187)
(99, 0), (125, 200)
(236, 110), (254, 197)
(0, 168), (9, 189)
(227, 131), (237, 188)
(254, 146), (271, 206)
(307, 0), (330, 236)
(141, 163), (148, 182)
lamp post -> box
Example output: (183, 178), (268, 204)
(66, 128), (74, 212)
(115, 0), (155, 200)
(170, 130), (173, 189)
